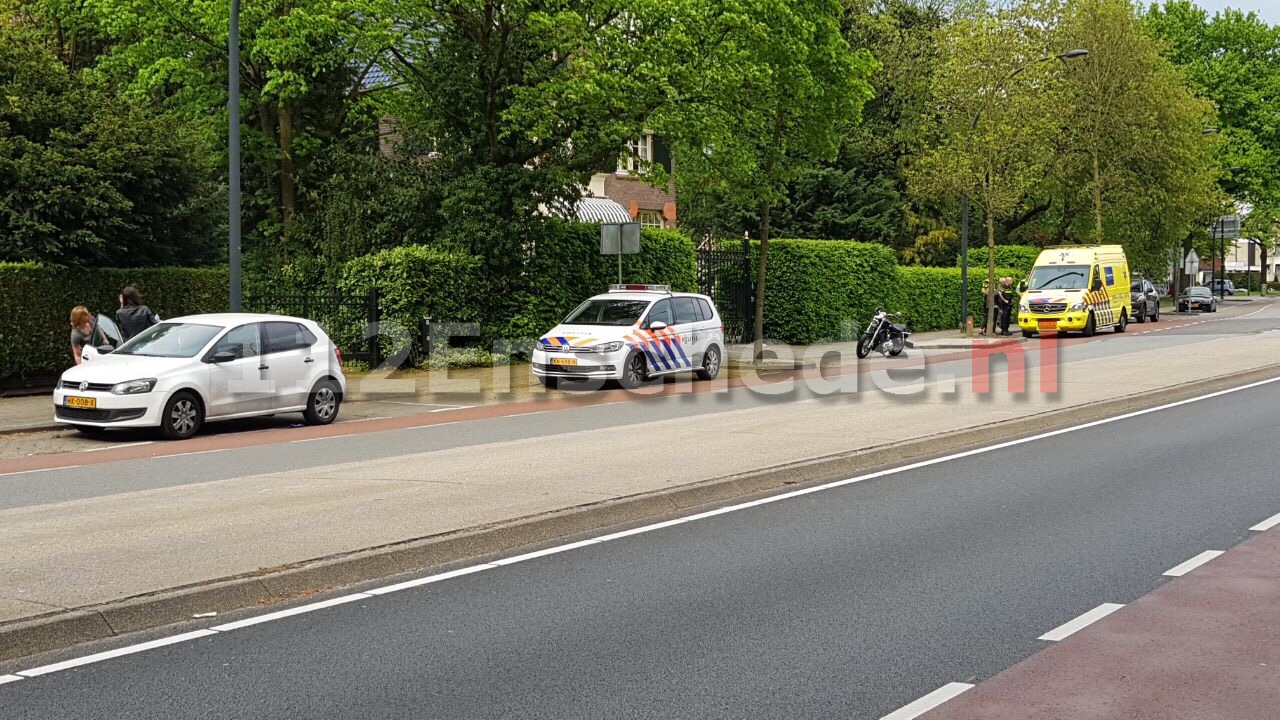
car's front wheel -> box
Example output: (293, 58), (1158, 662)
(160, 391), (203, 440)
(620, 352), (649, 389)
(303, 379), (341, 425)
(1135, 302), (1147, 323)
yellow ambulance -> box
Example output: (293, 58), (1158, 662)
(1017, 245), (1132, 337)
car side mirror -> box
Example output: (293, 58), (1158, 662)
(210, 350), (238, 364)
(96, 345), (114, 355)
(648, 321), (668, 331)
(1091, 280), (1102, 291)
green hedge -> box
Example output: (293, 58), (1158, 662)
(338, 246), (489, 359)
(752, 239), (898, 344)
(497, 221), (698, 343)
(894, 266), (1024, 332)
(0, 263), (228, 384)
(957, 245), (1041, 275)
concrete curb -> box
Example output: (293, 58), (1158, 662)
(4, 362), (1280, 663)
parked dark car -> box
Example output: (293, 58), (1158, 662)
(1130, 278), (1160, 323)
(1208, 278), (1236, 295)
(1178, 286), (1218, 312)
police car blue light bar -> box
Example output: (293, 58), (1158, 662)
(609, 284), (671, 293)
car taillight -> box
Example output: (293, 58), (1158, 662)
(335, 347), (343, 365)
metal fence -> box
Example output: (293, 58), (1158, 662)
(696, 247), (755, 344)
(246, 290), (382, 366)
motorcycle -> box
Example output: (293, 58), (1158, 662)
(856, 308), (913, 359)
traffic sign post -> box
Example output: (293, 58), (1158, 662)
(601, 222), (641, 284)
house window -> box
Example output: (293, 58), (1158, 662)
(637, 210), (664, 228)
(621, 134), (653, 173)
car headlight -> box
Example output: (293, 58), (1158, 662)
(592, 341), (625, 353)
(1018, 303), (1029, 313)
(1069, 301), (1087, 312)
(111, 378), (156, 395)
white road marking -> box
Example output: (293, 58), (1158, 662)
(0, 674), (22, 685)
(880, 682), (974, 720)
(290, 434), (355, 444)
(503, 410), (547, 418)
(365, 564), (498, 596)
(14, 373), (1280, 679)
(381, 401), (454, 408)
(162, 449), (226, 459)
(79, 441), (154, 453)
(210, 594), (371, 632)
(1038, 603), (1124, 642)
(1163, 550), (1224, 577)
(492, 539), (601, 566)
(0, 465), (82, 478)
(1249, 511), (1280, 532)
(17, 630), (218, 678)
(431, 405), (475, 412)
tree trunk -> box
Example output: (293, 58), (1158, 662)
(1091, 149), (1103, 243)
(986, 208), (997, 336)
(278, 103), (296, 242)
(752, 201), (771, 365)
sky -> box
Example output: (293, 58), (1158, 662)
(1188, 0), (1280, 25)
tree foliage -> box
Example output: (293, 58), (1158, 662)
(0, 30), (220, 266)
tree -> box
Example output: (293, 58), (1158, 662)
(1049, 0), (1218, 260)
(75, 0), (399, 244)
(654, 0), (877, 360)
(0, 31), (221, 267)
(1145, 2), (1280, 279)
(909, 0), (1060, 334)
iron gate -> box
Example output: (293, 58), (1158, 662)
(245, 289), (382, 366)
(696, 247), (755, 344)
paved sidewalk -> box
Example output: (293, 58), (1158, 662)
(919, 525), (1280, 720)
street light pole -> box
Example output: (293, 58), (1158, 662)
(228, 0), (242, 312)
(959, 49), (1087, 334)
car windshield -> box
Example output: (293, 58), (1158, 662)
(113, 322), (222, 358)
(563, 299), (651, 326)
(1028, 265), (1089, 291)
(1188, 288), (1211, 297)
(1130, 282), (1143, 292)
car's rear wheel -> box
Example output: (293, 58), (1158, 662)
(621, 352), (648, 389)
(303, 379), (341, 425)
(696, 345), (722, 381)
(1151, 303), (1160, 322)
(160, 391), (202, 440)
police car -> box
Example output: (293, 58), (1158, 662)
(532, 285), (725, 388)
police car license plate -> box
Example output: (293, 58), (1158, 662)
(551, 358), (578, 366)
(65, 396), (96, 409)
(1037, 320), (1058, 331)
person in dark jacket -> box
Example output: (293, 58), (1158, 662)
(116, 286), (159, 342)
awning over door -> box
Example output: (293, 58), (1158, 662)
(574, 197), (633, 224)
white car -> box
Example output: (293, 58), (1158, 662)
(531, 285), (725, 388)
(55, 313), (347, 439)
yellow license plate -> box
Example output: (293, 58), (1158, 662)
(1037, 320), (1058, 331)
(1191, 303), (1201, 308)
(550, 357), (578, 366)
(65, 396), (96, 409)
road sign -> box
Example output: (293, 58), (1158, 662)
(1211, 214), (1241, 240)
(1184, 249), (1200, 276)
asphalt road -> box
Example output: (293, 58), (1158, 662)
(3, 356), (1279, 718)
(0, 302), (1272, 511)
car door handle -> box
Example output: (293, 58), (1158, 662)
(304, 357), (314, 363)
(258, 364), (269, 371)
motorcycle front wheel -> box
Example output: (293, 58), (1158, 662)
(856, 332), (876, 359)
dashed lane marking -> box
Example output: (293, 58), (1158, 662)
(1249, 511), (1280, 532)
(1163, 550), (1224, 577)
(1038, 603), (1125, 642)
(880, 682), (975, 720)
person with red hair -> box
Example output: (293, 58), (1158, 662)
(69, 306), (98, 365)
